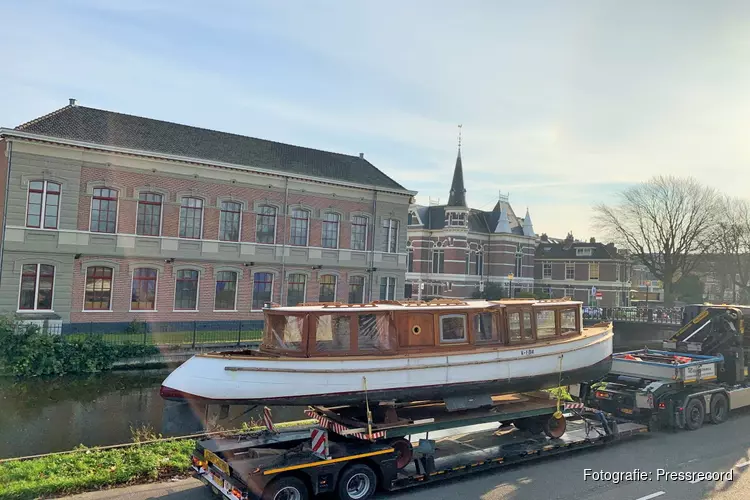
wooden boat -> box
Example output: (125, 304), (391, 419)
(160, 298), (613, 407)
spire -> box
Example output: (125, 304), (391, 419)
(522, 207), (536, 237)
(494, 205), (511, 233)
(447, 124), (467, 207)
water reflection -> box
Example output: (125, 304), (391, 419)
(0, 370), (304, 459)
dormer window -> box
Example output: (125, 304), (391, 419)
(576, 247), (593, 256)
(447, 212), (467, 227)
(408, 210), (422, 226)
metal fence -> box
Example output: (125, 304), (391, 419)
(28, 320), (266, 347)
(583, 307), (683, 325)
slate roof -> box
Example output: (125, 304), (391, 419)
(412, 202), (526, 235)
(535, 241), (624, 260)
(447, 152), (467, 207)
(10, 104), (407, 191)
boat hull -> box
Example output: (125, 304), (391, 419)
(161, 326), (613, 406)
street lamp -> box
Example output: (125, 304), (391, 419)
(508, 273), (514, 298)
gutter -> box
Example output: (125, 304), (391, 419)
(279, 177), (290, 306)
(0, 129), (418, 198)
(0, 140), (11, 287)
(369, 188), (377, 302)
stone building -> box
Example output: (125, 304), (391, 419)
(405, 144), (537, 299)
(0, 100), (415, 330)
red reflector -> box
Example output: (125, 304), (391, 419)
(678, 407), (684, 412)
(595, 391), (609, 399)
(658, 402), (666, 409)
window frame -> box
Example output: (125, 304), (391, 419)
(407, 248), (414, 273)
(589, 262), (600, 280)
(506, 307), (535, 344)
(379, 276), (396, 301)
(83, 266), (114, 311)
(439, 313), (468, 344)
(179, 196), (204, 239)
(219, 201), (243, 242)
(130, 268), (158, 312)
(472, 311), (499, 344)
(351, 215), (368, 251)
(535, 308), (558, 339)
(565, 262), (575, 280)
(90, 187), (119, 234)
(289, 209), (310, 246)
(17, 263), (55, 311)
(542, 262), (552, 279)
(174, 269), (200, 311)
(318, 274), (337, 303)
(321, 212), (340, 249)
(136, 192), (163, 236)
(26, 180), (61, 229)
(252, 272), (274, 311)
(475, 252), (484, 276)
(431, 248), (445, 274)
(576, 247), (593, 256)
(214, 270), (239, 311)
(287, 273), (307, 306)
(559, 307), (579, 335)
(348, 275), (366, 304)
(256, 205), (277, 244)
(382, 219), (399, 253)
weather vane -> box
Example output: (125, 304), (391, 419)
(458, 124), (462, 150)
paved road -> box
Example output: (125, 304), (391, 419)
(67, 409), (750, 500)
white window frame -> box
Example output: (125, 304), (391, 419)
(380, 276), (397, 300)
(383, 219), (399, 253)
(25, 180), (61, 230)
(615, 264), (621, 281)
(565, 262), (575, 280)
(17, 263), (55, 312)
(130, 267), (159, 312)
(214, 270), (239, 312)
(589, 262), (600, 281)
(439, 313), (468, 344)
(576, 247), (593, 256)
(431, 248), (445, 274)
(542, 262), (552, 279)
(174, 269), (201, 312)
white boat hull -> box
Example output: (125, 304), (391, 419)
(161, 326), (613, 406)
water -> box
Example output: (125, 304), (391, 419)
(0, 369), (305, 459)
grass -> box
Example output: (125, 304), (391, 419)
(65, 329), (263, 346)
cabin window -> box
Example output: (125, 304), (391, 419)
(268, 315), (303, 351)
(508, 312), (522, 342)
(536, 309), (557, 339)
(440, 314), (467, 343)
(315, 315), (351, 352)
(357, 314), (391, 351)
(473, 313), (496, 343)
(522, 311), (534, 341)
(560, 309), (577, 334)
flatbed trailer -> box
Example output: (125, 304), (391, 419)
(191, 396), (648, 500)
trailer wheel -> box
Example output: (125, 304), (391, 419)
(543, 414), (567, 439)
(709, 393), (729, 424)
(683, 398), (705, 431)
(389, 438), (413, 469)
(263, 475), (309, 500)
(337, 463), (377, 500)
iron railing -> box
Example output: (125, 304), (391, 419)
(583, 307), (683, 325)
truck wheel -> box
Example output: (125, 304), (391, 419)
(683, 398), (705, 431)
(389, 438), (413, 469)
(263, 475), (309, 500)
(709, 393), (729, 424)
(337, 463), (377, 500)
(543, 414), (567, 439)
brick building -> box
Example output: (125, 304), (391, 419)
(533, 233), (631, 307)
(0, 100), (415, 330)
(405, 144), (537, 298)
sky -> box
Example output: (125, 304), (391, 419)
(1, 0), (749, 240)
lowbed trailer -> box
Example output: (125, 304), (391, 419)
(191, 394), (648, 500)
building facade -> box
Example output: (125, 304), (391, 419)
(0, 100), (415, 329)
(533, 234), (631, 307)
(405, 146), (537, 299)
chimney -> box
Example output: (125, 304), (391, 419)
(69, 98), (77, 106)
(590, 237), (596, 243)
(359, 153), (364, 159)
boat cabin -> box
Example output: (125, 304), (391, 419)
(260, 298), (585, 358)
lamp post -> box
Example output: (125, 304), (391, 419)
(508, 273), (514, 298)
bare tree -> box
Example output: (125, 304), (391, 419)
(593, 175), (719, 305)
(712, 196), (750, 301)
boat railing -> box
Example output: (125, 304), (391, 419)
(297, 302), (380, 308)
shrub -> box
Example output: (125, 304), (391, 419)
(0, 317), (158, 378)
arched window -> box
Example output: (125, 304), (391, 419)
(174, 269), (200, 310)
(84, 266), (113, 310)
(215, 271), (238, 310)
(287, 273), (307, 306)
(131, 268), (157, 311)
(290, 209), (310, 246)
(252, 272), (274, 310)
(319, 275), (337, 302)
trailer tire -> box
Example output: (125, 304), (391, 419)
(263, 475), (309, 500)
(684, 398), (705, 431)
(709, 393), (729, 424)
(337, 463), (377, 500)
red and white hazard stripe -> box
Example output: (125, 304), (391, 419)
(305, 409), (386, 441)
(310, 428), (328, 457)
(263, 406), (277, 433)
(564, 402), (598, 412)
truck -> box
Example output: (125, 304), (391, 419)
(576, 304), (750, 431)
(190, 392), (648, 500)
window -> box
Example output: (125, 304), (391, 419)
(515, 248), (523, 277)
(26, 181), (60, 229)
(131, 268), (157, 310)
(287, 273), (307, 306)
(256, 206), (277, 244)
(542, 262), (552, 279)
(252, 272), (273, 310)
(473, 313), (496, 342)
(321, 213), (340, 249)
(319, 275), (337, 302)
(536, 309), (557, 339)
(431, 248), (444, 274)
(267, 315), (303, 351)
(565, 262), (575, 280)
(214, 271), (238, 311)
(90, 187), (118, 233)
(174, 270), (199, 310)
(290, 209), (309, 246)
(315, 315), (351, 352)
(576, 247), (593, 256)
(358, 314), (391, 351)
(523, 311), (533, 340)
(589, 262), (600, 280)
(465, 252), (471, 275)
(561, 309), (577, 334)
(615, 264), (620, 282)
(407, 248), (414, 272)
(351, 216), (368, 250)
(18, 264), (54, 310)
(440, 314), (467, 343)
(448, 212), (466, 226)
(380, 277), (396, 300)
(508, 312), (521, 342)
(219, 201), (242, 242)
(84, 266), (113, 310)
(179, 197), (203, 239)
(136, 193), (162, 236)
(349, 276), (365, 304)
(475, 252), (483, 276)
(382, 219), (399, 253)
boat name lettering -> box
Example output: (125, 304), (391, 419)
(520, 349), (535, 356)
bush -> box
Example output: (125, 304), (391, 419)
(0, 317), (159, 378)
